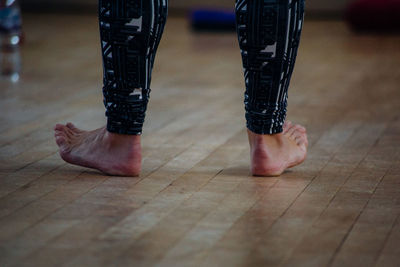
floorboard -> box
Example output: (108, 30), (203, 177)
(0, 14), (399, 267)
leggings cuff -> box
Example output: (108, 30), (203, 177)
(246, 123), (283, 135)
(106, 118), (143, 135)
(245, 103), (287, 135)
(104, 91), (149, 135)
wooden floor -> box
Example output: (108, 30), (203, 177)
(1, 13), (400, 267)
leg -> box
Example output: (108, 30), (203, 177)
(235, 0), (308, 176)
(54, 0), (168, 176)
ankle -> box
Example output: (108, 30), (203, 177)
(247, 129), (284, 146)
(105, 130), (141, 148)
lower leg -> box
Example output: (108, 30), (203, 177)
(235, 0), (307, 176)
(55, 0), (167, 176)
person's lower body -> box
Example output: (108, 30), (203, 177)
(54, 0), (308, 176)
(236, 0), (308, 175)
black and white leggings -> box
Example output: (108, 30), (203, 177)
(99, 0), (305, 135)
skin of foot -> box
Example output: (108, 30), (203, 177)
(248, 121), (308, 176)
(54, 123), (141, 176)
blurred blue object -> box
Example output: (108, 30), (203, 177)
(0, 0), (22, 82)
(190, 8), (236, 32)
(0, 0), (22, 33)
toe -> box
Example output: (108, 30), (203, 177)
(54, 124), (65, 131)
(283, 121), (293, 133)
(294, 125), (307, 133)
(303, 134), (309, 147)
(55, 130), (72, 145)
(58, 124), (77, 139)
(66, 122), (82, 133)
(63, 127), (76, 138)
(293, 128), (304, 138)
(285, 125), (298, 140)
(292, 128), (305, 141)
(54, 123), (75, 137)
(55, 129), (66, 138)
(295, 132), (308, 148)
(295, 135), (305, 145)
(66, 122), (75, 129)
(55, 135), (67, 147)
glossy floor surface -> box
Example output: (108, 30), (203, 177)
(1, 14), (400, 267)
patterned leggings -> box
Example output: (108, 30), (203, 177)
(99, 0), (305, 135)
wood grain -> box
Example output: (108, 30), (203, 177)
(0, 14), (399, 267)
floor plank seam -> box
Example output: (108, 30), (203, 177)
(326, 128), (397, 266)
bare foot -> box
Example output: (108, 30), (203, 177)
(248, 121), (308, 176)
(54, 123), (141, 176)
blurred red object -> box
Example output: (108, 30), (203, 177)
(346, 0), (400, 32)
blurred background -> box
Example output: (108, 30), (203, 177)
(1, 0), (397, 83)
(19, 0), (352, 15)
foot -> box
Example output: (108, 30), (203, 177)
(54, 123), (141, 176)
(248, 121), (308, 176)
